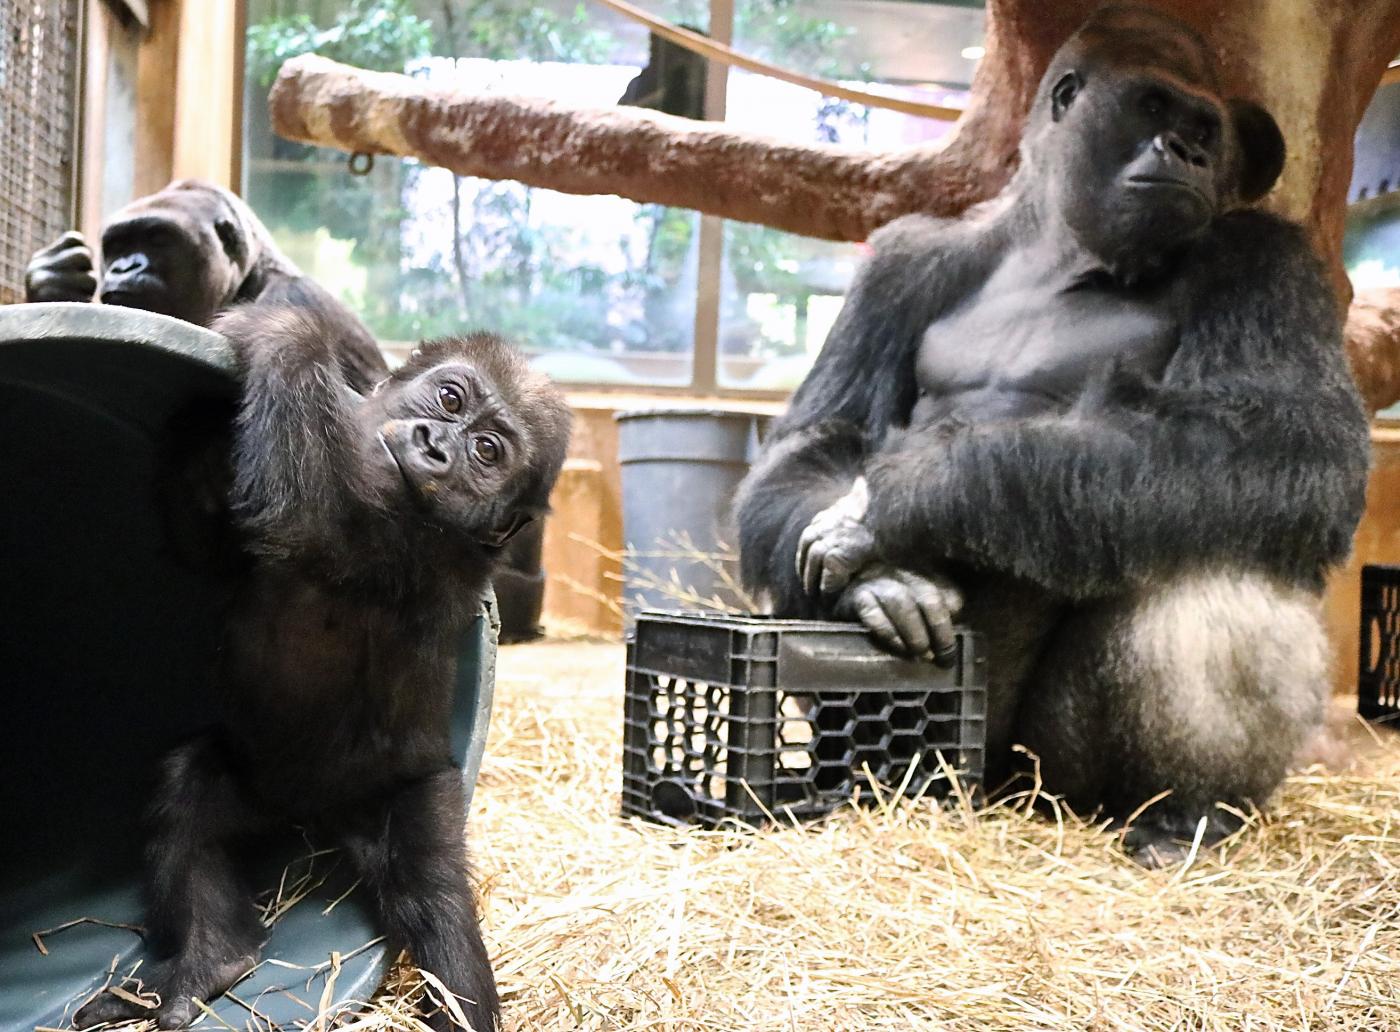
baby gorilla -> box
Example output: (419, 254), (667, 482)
(74, 308), (570, 1032)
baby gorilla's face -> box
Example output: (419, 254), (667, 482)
(362, 358), (535, 548)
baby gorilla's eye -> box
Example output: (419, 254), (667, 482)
(471, 434), (502, 464)
(438, 385), (463, 414)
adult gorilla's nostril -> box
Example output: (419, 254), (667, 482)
(1152, 132), (1191, 165)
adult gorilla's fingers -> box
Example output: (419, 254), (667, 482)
(39, 230), (87, 255)
(45, 245), (94, 271)
(795, 522), (819, 584)
(850, 586), (904, 653)
(802, 540), (830, 597)
(27, 269), (97, 302)
(819, 548), (857, 595)
(904, 576), (957, 666)
(879, 582), (930, 657)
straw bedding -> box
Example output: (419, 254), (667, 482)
(406, 640), (1400, 1032)
(75, 640), (1397, 1031)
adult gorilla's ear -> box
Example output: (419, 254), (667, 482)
(214, 217), (248, 267)
(1051, 72), (1082, 122)
(1229, 99), (1286, 203)
(477, 512), (534, 550)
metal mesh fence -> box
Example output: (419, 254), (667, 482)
(0, 0), (81, 305)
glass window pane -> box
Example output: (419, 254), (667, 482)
(243, 0), (700, 385)
(718, 0), (984, 391)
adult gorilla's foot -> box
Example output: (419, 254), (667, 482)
(1120, 810), (1242, 869)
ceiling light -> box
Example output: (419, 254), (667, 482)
(961, 45), (985, 61)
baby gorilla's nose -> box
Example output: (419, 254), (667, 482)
(409, 420), (455, 475)
(382, 418), (459, 480)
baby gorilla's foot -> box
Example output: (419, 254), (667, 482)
(74, 954), (258, 1029)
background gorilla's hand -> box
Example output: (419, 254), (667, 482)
(836, 564), (963, 666)
(796, 476), (878, 596)
(24, 231), (97, 303)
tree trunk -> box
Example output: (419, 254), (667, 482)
(268, 0), (1400, 409)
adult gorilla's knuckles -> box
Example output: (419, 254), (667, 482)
(735, 4), (1368, 860)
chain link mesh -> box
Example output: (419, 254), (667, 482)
(0, 0), (81, 304)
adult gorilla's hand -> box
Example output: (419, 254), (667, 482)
(836, 565), (963, 667)
(796, 477), (878, 596)
(25, 231), (98, 303)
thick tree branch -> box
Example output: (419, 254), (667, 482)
(270, 55), (998, 243)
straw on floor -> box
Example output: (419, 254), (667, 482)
(368, 640), (1399, 1032)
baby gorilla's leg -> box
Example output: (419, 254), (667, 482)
(1016, 571), (1329, 866)
(74, 737), (267, 1028)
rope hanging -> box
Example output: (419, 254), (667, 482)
(589, 0), (964, 122)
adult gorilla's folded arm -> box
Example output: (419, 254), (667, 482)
(862, 212), (1370, 601)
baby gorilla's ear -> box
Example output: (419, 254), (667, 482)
(1229, 99), (1285, 203)
(478, 511), (534, 550)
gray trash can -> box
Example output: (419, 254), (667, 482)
(0, 304), (495, 1030)
(615, 407), (764, 624)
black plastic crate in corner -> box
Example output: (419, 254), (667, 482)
(1360, 564), (1400, 723)
(622, 610), (987, 828)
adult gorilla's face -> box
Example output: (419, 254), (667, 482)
(1024, 8), (1285, 279)
(1047, 70), (1228, 266)
(99, 182), (252, 326)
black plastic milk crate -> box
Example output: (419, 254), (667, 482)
(1360, 564), (1400, 723)
(623, 611), (987, 827)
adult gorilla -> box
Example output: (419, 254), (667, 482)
(24, 178), (384, 388)
(735, 6), (1371, 864)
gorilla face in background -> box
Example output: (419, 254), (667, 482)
(25, 180), (294, 326)
(25, 178), (388, 391)
(96, 182), (264, 325)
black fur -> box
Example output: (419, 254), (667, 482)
(735, 6), (1370, 864)
(74, 307), (570, 1031)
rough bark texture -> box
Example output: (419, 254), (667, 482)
(269, 56), (982, 243)
(269, 0), (1400, 409)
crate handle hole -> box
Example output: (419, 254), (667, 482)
(652, 779), (698, 822)
(1368, 616), (1383, 673)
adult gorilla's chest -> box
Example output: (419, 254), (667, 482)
(913, 257), (1180, 424)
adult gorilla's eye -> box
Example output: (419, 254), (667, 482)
(438, 385), (463, 414)
(1050, 73), (1080, 119)
(1141, 89), (1168, 117)
(471, 434), (502, 464)
(1195, 119), (1217, 147)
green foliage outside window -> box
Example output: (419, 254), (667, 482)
(244, 0), (867, 365)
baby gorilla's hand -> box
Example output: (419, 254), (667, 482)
(836, 565), (964, 667)
(796, 477), (878, 596)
